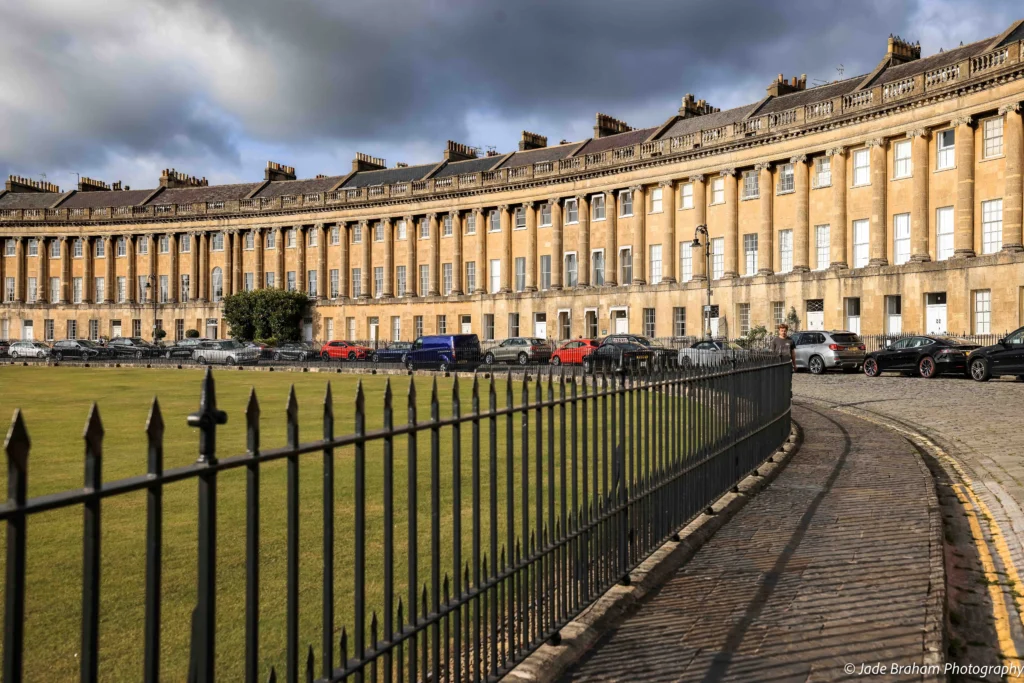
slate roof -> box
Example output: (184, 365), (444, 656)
(59, 189), (155, 209)
(432, 156), (502, 178)
(254, 176), (345, 199)
(755, 78), (862, 115)
(497, 143), (579, 168)
(146, 183), (263, 206)
(656, 103), (761, 140)
(0, 192), (72, 209)
(573, 127), (659, 156)
(340, 164), (435, 189)
(870, 38), (990, 87)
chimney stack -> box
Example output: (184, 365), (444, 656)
(519, 131), (548, 151)
(678, 93), (721, 118)
(593, 113), (633, 139)
(887, 34), (921, 65)
(159, 169), (208, 189)
(265, 161), (296, 181)
(77, 177), (111, 192)
(5, 175), (60, 193)
(765, 74), (807, 98)
(352, 153), (387, 173)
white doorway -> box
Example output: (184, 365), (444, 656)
(886, 296), (903, 334)
(460, 315), (472, 334)
(926, 293), (947, 335)
(805, 299), (824, 331)
(21, 320), (33, 341)
(111, 320), (123, 338)
(303, 318), (314, 342)
(368, 317), (379, 344)
(205, 318), (218, 339)
(611, 309), (628, 334)
(533, 313), (547, 338)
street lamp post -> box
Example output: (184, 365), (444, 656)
(691, 224), (713, 340)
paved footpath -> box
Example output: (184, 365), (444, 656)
(562, 403), (941, 683)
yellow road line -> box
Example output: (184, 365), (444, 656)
(954, 484), (1023, 673)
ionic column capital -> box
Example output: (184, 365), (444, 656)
(754, 162), (772, 172)
(658, 179), (675, 188)
(906, 128), (929, 138)
(827, 146), (846, 157)
(358, 219), (369, 227)
(497, 204), (509, 212)
(688, 174), (705, 183)
(447, 210), (459, 219)
(547, 197), (561, 206)
(789, 155), (807, 164)
(382, 217), (393, 225)
(718, 169), (736, 178)
(865, 138), (886, 148)
(403, 215), (415, 223)
(425, 213), (437, 221)
(999, 103), (1021, 116)
(952, 115), (974, 128)
(629, 184), (645, 193)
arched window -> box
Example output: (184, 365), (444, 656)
(212, 267), (223, 302)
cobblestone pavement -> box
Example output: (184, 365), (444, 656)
(562, 403), (940, 683)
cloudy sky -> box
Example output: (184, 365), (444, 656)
(0, 0), (1020, 190)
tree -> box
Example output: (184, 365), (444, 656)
(222, 289), (311, 342)
(154, 328), (167, 341)
(185, 329), (200, 338)
(785, 306), (801, 331)
(737, 324), (768, 349)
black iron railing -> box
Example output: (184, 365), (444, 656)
(2, 354), (791, 682)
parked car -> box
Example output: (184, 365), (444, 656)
(320, 340), (373, 361)
(0, 340), (9, 358)
(107, 336), (160, 359)
(162, 337), (210, 359)
(243, 341), (273, 359)
(583, 337), (655, 374)
(193, 339), (261, 365)
(404, 334), (482, 372)
(51, 339), (110, 360)
(550, 339), (598, 366)
(271, 342), (318, 361)
(482, 337), (552, 366)
(863, 335), (978, 378)
(8, 341), (51, 359)
(601, 334), (674, 368)
(371, 341), (413, 363)
(793, 331), (865, 374)
(967, 326), (1024, 381)
(677, 340), (747, 367)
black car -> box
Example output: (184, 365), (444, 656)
(107, 336), (160, 359)
(967, 326), (1024, 381)
(162, 337), (210, 359)
(863, 335), (978, 378)
(0, 340), (9, 358)
(270, 342), (317, 361)
(602, 334), (675, 368)
(583, 337), (656, 374)
(372, 341), (413, 363)
(51, 339), (109, 360)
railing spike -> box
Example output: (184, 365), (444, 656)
(286, 384), (299, 420)
(323, 381), (334, 421)
(408, 375), (417, 402)
(339, 626), (348, 666)
(187, 369), (226, 464)
(383, 378), (392, 407)
(443, 574), (450, 603)
(246, 387), (260, 424)
(305, 645), (314, 683)
(83, 402), (105, 451)
(286, 384), (299, 449)
(146, 397), (164, 444)
(266, 666), (277, 683)
(5, 409), (30, 472)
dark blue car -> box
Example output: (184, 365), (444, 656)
(371, 341), (413, 363)
(404, 334), (482, 372)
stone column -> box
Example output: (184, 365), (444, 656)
(550, 199), (563, 289)
(338, 223), (349, 299)
(252, 229), (263, 291)
(428, 213), (440, 296)
(14, 237), (24, 302)
(791, 158), (810, 272)
(577, 194), (591, 287)
(81, 236), (92, 303)
(955, 116), (976, 258)
(905, 130), (932, 261)
(756, 163), (773, 274)
(691, 176), (708, 280)
(473, 209), (486, 294)
(524, 203), (537, 291)
(233, 231), (243, 294)
(1002, 104), (1024, 252)
(382, 218), (394, 297)
(189, 232), (200, 301)
(222, 230), (233, 296)
(631, 185), (647, 284)
(61, 236), (71, 303)
(360, 220), (371, 298)
(296, 225), (306, 294)
(197, 233), (208, 301)
(499, 205), (511, 292)
(451, 211), (464, 295)
(605, 191), (618, 286)
(148, 234), (158, 301)
(318, 224), (328, 298)
(868, 138), (888, 266)
(829, 147), (848, 269)
(661, 180), (677, 283)
(125, 234), (136, 303)
(105, 235), (116, 303)
(38, 237), (49, 303)
(721, 172), (738, 278)
(404, 216), (417, 296)
(168, 233), (179, 302)
(275, 227), (285, 289)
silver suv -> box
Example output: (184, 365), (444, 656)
(482, 337), (552, 365)
(793, 330), (865, 374)
(193, 340), (260, 365)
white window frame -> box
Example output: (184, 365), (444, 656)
(893, 213), (911, 265)
(443, 214), (454, 237)
(514, 257), (525, 292)
(619, 246), (633, 284)
(489, 259), (501, 294)
(974, 290), (991, 334)
(396, 221), (407, 241)
(680, 183), (693, 209)
(937, 129), (955, 170)
(743, 234), (757, 276)
(814, 225), (830, 270)
(893, 140), (912, 179)
(936, 206), (955, 261)
(778, 229), (793, 274)
(776, 164), (794, 194)
(650, 187), (663, 213)
(982, 199), (1003, 255)
(563, 252), (578, 288)
(852, 148), (870, 187)
(565, 199), (579, 224)
(649, 244), (662, 284)
(741, 171), (758, 200)
(852, 219), (869, 268)
(984, 117), (1004, 159)
(711, 238), (724, 280)
(591, 194), (606, 221)
(513, 208), (526, 230)
(540, 204), (552, 227)
(680, 243), (692, 282)
(710, 178), (725, 205)
(619, 191), (633, 217)
(591, 248), (605, 285)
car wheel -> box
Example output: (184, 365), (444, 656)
(970, 357), (991, 382)
(583, 359), (593, 374)
(679, 356), (692, 368)
(484, 352), (495, 365)
(863, 358), (880, 378)
(406, 359), (415, 371)
(274, 352), (282, 361)
(227, 356), (237, 365)
(517, 353), (528, 366)
(551, 356), (562, 366)
(918, 355), (938, 379)
(348, 352), (356, 361)
(321, 352), (330, 361)
(438, 361), (449, 373)
(808, 355), (825, 375)
(372, 353), (380, 363)
(37, 351), (45, 359)
(54, 352), (63, 361)
(197, 356), (207, 365)
(8, 351), (15, 359)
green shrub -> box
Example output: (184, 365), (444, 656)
(222, 289), (311, 342)
(185, 329), (200, 338)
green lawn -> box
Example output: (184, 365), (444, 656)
(0, 366), (675, 681)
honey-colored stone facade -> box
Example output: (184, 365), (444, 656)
(4, 29), (1024, 343)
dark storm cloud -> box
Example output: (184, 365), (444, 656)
(0, 0), (1020, 187)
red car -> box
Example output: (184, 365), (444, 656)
(550, 339), (599, 366)
(320, 340), (373, 361)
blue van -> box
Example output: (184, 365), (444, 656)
(404, 334), (482, 371)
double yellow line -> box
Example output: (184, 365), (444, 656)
(836, 407), (1024, 674)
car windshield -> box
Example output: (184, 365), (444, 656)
(529, 338), (546, 345)
(33, 343), (49, 349)
(724, 342), (744, 350)
(830, 333), (861, 344)
(935, 337), (974, 346)
(78, 340), (100, 349)
(630, 337), (655, 347)
(219, 340), (243, 349)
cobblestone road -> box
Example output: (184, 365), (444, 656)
(562, 403), (940, 682)
(792, 373), (1024, 595)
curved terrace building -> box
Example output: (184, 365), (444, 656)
(4, 24), (1024, 344)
